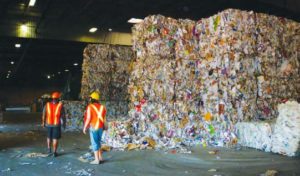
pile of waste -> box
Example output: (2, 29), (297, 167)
(80, 44), (133, 119)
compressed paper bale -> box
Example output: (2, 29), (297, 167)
(271, 101), (300, 156)
(97, 9), (300, 152)
(128, 9), (300, 149)
(236, 121), (275, 152)
(81, 44), (133, 119)
(63, 101), (86, 131)
(81, 44), (133, 100)
(105, 101), (129, 119)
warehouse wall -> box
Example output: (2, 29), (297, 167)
(0, 86), (62, 110)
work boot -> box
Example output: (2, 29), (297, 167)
(53, 152), (58, 157)
(90, 160), (99, 165)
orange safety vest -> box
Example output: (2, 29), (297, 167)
(86, 103), (106, 130)
(46, 102), (63, 126)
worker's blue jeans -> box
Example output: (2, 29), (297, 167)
(89, 127), (103, 151)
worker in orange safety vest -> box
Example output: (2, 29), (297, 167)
(83, 91), (107, 164)
(42, 91), (66, 157)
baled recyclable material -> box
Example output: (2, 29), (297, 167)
(79, 9), (299, 154)
(63, 101), (86, 131)
(125, 9), (299, 151)
(236, 101), (300, 156)
(271, 101), (300, 156)
(236, 121), (275, 152)
(81, 44), (133, 118)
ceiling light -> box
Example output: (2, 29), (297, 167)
(15, 44), (21, 48)
(128, 18), (143, 24)
(10, 61), (14, 65)
(20, 24), (28, 33)
(89, 27), (97, 33)
(47, 75), (51, 79)
(108, 28), (112, 32)
(6, 76), (9, 79)
(73, 63), (78, 66)
(58, 72), (61, 74)
(8, 70), (11, 73)
(29, 0), (36, 7)
(64, 69), (69, 72)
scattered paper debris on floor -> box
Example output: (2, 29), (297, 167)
(78, 152), (94, 163)
(260, 170), (278, 176)
(1, 168), (11, 172)
(208, 150), (219, 155)
(208, 169), (217, 172)
(25, 152), (49, 158)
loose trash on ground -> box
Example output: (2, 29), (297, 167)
(78, 152), (94, 163)
(25, 152), (49, 158)
(208, 169), (217, 172)
(1, 168), (11, 172)
(259, 170), (278, 176)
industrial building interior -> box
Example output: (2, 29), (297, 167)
(0, 0), (299, 176)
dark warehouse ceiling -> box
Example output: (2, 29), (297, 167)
(0, 0), (299, 87)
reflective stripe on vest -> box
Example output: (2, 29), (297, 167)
(46, 102), (62, 125)
(90, 104), (104, 129)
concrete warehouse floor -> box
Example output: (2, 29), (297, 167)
(0, 113), (299, 176)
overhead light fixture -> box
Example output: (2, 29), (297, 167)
(73, 63), (78, 66)
(8, 70), (11, 73)
(128, 18), (143, 24)
(20, 24), (29, 33)
(15, 44), (21, 48)
(58, 72), (61, 74)
(29, 0), (36, 7)
(64, 69), (69, 72)
(10, 61), (14, 65)
(89, 27), (97, 33)
(47, 75), (51, 79)
(6, 76), (9, 79)
(108, 28), (112, 32)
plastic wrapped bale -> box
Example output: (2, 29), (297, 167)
(236, 121), (275, 152)
(271, 101), (300, 156)
(63, 101), (86, 131)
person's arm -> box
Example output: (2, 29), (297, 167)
(83, 105), (91, 134)
(103, 106), (107, 122)
(42, 105), (46, 127)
